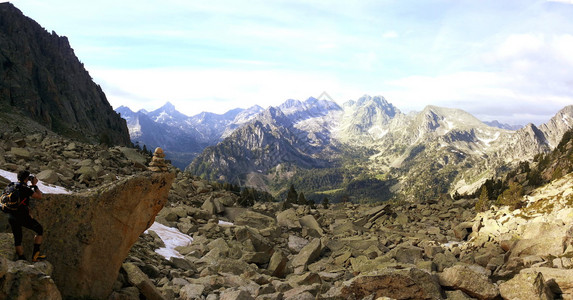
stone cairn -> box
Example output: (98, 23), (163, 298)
(148, 147), (168, 172)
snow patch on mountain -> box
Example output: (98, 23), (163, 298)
(478, 132), (500, 147)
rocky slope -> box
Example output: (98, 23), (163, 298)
(0, 3), (130, 145)
(115, 165), (573, 299)
(2, 93), (573, 299)
(0, 112), (176, 298)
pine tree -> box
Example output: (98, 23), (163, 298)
(475, 186), (489, 212)
(297, 192), (307, 205)
(286, 184), (298, 206)
(497, 182), (523, 209)
(322, 196), (329, 209)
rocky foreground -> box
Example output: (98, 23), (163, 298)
(117, 171), (573, 300)
(2, 120), (573, 299)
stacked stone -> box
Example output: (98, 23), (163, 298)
(148, 147), (168, 172)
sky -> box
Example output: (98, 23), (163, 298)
(8, 0), (573, 125)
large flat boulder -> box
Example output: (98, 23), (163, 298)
(439, 264), (499, 300)
(341, 267), (442, 299)
(25, 171), (174, 299)
(499, 272), (553, 300)
(521, 267), (573, 299)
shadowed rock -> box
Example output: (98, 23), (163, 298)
(24, 171), (174, 299)
(341, 268), (442, 300)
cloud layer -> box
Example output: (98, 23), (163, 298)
(12, 0), (573, 125)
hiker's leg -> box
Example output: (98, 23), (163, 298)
(23, 216), (45, 261)
(8, 215), (25, 259)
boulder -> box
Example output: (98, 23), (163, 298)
(287, 273), (322, 287)
(325, 236), (381, 257)
(509, 238), (565, 259)
(331, 221), (365, 236)
(122, 263), (166, 300)
(268, 250), (289, 278)
(219, 289), (254, 300)
(390, 245), (424, 265)
(288, 235), (310, 253)
(234, 211), (277, 230)
(179, 284), (205, 300)
(276, 209), (301, 229)
(439, 264), (499, 300)
(202, 197), (225, 215)
(521, 267), (573, 299)
(235, 227), (273, 254)
(453, 222), (474, 240)
(36, 169), (60, 184)
(299, 215), (323, 236)
(291, 238), (322, 274)
(9, 147), (31, 159)
(445, 290), (474, 299)
(507, 222), (569, 259)
(499, 272), (553, 300)
(119, 147), (148, 165)
(341, 267), (442, 300)
(25, 171), (175, 299)
(0, 258), (61, 300)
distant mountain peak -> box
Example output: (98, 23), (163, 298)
(484, 120), (523, 131)
(157, 101), (177, 113)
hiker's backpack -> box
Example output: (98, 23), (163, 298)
(0, 182), (25, 212)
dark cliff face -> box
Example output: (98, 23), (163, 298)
(0, 3), (130, 145)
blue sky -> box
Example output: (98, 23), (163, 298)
(9, 0), (573, 125)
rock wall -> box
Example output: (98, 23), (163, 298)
(24, 171), (174, 299)
(0, 3), (130, 146)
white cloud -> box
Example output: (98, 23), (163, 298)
(383, 33), (573, 125)
(546, 0), (573, 4)
(91, 67), (360, 116)
(382, 31), (399, 39)
(494, 34), (544, 60)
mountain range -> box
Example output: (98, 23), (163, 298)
(116, 102), (263, 168)
(118, 95), (573, 202)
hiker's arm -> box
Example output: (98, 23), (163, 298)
(30, 177), (42, 199)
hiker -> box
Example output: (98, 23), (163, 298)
(6, 170), (46, 261)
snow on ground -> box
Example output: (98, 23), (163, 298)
(477, 132), (500, 147)
(0, 169), (71, 194)
(145, 220), (234, 260)
(145, 222), (193, 260)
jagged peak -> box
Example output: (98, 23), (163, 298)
(344, 95), (401, 118)
(357, 94), (388, 105)
(246, 104), (264, 112)
(148, 102), (189, 120)
(279, 99), (303, 110)
(115, 106), (134, 114)
(419, 105), (483, 125)
(157, 101), (176, 112)
(306, 96), (342, 111)
(484, 120), (523, 131)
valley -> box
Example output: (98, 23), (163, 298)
(129, 95), (572, 203)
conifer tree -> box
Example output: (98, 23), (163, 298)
(286, 184), (298, 206)
(297, 192), (307, 205)
(322, 196), (329, 209)
(475, 186), (489, 212)
(497, 182), (523, 209)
